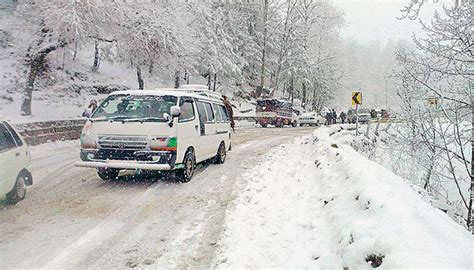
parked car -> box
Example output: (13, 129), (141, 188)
(298, 112), (325, 126)
(347, 108), (371, 124)
(75, 86), (232, 182)
(0, 119), (33, 204)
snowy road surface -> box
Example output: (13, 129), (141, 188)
(0, 127), (316, 269)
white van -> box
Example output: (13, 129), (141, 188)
(75, 87), (232, 182)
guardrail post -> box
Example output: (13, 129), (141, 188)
(365, 121), (371, 138)
(374, 119), (381, 136)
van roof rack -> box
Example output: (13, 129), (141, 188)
(175, 85), (223, 101)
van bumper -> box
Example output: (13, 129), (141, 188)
(77, 149), (177, 171)
(75, 161), (173, 171)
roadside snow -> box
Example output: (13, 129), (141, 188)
(214, 126), (472, 269)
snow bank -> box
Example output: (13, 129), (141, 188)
(214, 126), (472, 269)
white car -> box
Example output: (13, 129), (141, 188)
(0, 120), (33, 204)
(298, 112), (325, 126)
(75, 86), (232, 182)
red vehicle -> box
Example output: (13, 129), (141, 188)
(256, 99), (299, 128)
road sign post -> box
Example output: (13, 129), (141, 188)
(355, 104), (359, 135)
(352, 92), (362, 136)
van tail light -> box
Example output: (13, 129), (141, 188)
(149, 137), (177, 151)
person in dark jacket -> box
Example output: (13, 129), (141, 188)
(222, 95), (235, 131)
(340, 111), (346, 124)
(332, 109), (337, 124)
(325, 111), (331, 125)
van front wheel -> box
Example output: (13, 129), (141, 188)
(176, 150), (195, 183)
(214, 143), (226, 164)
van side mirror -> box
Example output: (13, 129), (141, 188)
(170, 106), (181, 118)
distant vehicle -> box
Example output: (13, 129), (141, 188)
(256, 99), (298, 128)
(75, 86), (232, 182)
(0, 120), (33, 204)
(347, 108), (371, 124)
(298, 112), (325, 126)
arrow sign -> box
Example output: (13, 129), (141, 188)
(352, 92), (362, 105)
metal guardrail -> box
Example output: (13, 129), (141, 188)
(13, 117), (258, 146)
(14, 119), (86, 146)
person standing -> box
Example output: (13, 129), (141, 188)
(222, 95), (235, 132)
(325, 111), (331, 125)
(82, 99), (98, 117)
(332, 109), (337, 124)
(340, 111), (346, 124)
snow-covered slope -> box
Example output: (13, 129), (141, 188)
(214, 126), (472, 269)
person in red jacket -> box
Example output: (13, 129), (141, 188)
(222, 95), (235, 132)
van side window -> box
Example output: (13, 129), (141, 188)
(3, 122), (23, 146)
(179, 99), (195, 122)
(214, 104), (223, 122)
(203, 103), (215, 122)
(0, 123), (17, 152)
(196, 101), (208, 135)
(219, 105), (229, 122)
(196, 101), (208, 123)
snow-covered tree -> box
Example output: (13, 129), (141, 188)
(17, 0), (120, 115)
(394, 3), (473, 229)
(114, 1), (192, 89)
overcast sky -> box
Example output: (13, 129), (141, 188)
(333, 0), (446, 44)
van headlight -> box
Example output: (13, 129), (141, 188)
(81, 133), (97, 149)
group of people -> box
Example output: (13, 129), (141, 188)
(325, 109), (347, 125)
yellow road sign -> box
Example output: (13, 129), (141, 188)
(352, 92), (362, 105)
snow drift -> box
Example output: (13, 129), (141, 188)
(213, 126), (472, 269)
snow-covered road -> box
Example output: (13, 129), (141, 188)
(0, 127), (316, 269)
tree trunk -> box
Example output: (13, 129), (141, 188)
(137, 66), (144, 90)
(470, 85), (473, 233)
(174, 70), (180, 89)
(213, 73), (217, 91)
(258, 0), (269, 98)
(92, 40), (100, 72)
(290, 74), (294, 104)
(207, 73), (211, 90)
(73, 41), (78, 60)
(302, 83), (307, 108)
(21, 66), (37, 116)
(184, 69), (190, 84)
(21, 41), (66, 116)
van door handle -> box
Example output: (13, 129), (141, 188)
(195, 125), (199, 131)
(15, 152), (20, 157)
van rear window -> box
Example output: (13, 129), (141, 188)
(219, 105), (229, 122)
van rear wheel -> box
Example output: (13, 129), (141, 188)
(97, 168), (120, 181)
(176, 150), (195, 183)
(214, 142), (226, 164)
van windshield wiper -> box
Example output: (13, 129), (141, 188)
(108, 116), (133, 122)
(123, 117), (165, 123)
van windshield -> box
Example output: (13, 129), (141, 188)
(91, 94), (178, 122)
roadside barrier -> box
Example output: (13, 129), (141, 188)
(14, 117), (258, 146)
(14, 119), (86, 146)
